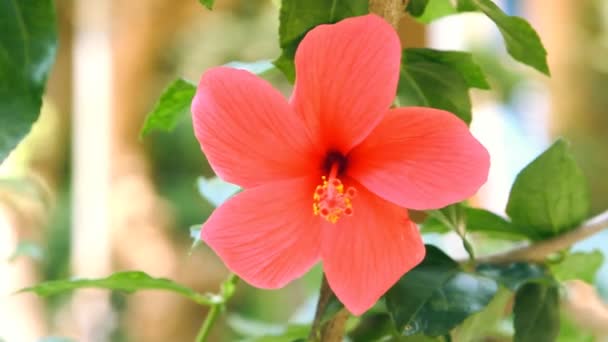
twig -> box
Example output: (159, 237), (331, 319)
(194, 273), (239, 342)
(473, 210), (608, 264)
(369, 0), (408, 28)
(308, 276), (350, 342)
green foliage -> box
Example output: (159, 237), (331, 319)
(422, 205), (528, 241)
(404, 0), (549, 74)
(405, 0), (429, 17)
(472, 0), (549, 75)
(199, 0), (214, 10)
(0, 0), (57, 161)
(227, 315), (309, 342)
(550, 251), (604, 283)
(476, 262), (550, 291)
(140, 79), (196, 137)
(453, 288), (512, 342)
(414, 0), (458, 23)
(274, 0), (368, 81)
(465, 207), (526, 240)
(506, 139), (590, 240)
(513, 282), (560, 342)
(19, 271), (215, 306)
(398, 49), (488, 124)
(385, 246), (497, 336)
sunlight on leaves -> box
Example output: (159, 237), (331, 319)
(550, 251), (604, 283)
(507, 139), (590, 240)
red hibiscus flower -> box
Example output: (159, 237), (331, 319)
(191, 14), (490, 315)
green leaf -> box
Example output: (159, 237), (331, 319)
(476, 262), (550, 291)
(406, 49), (490, 89)
(198, 0), (214, 10)
(513, 282), (560, 342)
(465, 207), (527, 240)
(0, 0), (58, 161)
(405, 0), (429, 16)
(385, 246), (498, 336)
(274, 0), (368, 82)
(399, 49), (484, 123)
(557, 312), (594, 342)
(19, 271), (214, 306)
(453, 287), (512, 342)
(472, 0), (549, 75)
(226, 315), (308, 342)
(550, 250), (604, 283)
(416, 0), (458, 23)
(506, 139), (590, 240)
(422, 206), (527, 240)
(140, 79), (196, 137)
(407, 272), (498, 336)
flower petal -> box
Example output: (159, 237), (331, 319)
(192, 67), (318, 188)
(348, 107), (490, 210)
(321, 182), (425, 315)
(291, 14), (401, 153)
(201, 177), (321, 288)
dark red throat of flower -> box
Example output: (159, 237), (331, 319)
(313, 155), (357, 223)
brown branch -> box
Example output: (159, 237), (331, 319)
(473, 210), (608, 264)
(369, 0), (408, 28)
(308, 276), (349, 342)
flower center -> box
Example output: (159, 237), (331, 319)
(313, 162), (357, 224)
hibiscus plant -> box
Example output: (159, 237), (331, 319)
(3, 0), (608, 341)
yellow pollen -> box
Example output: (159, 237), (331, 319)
(313, 165), (357, 223)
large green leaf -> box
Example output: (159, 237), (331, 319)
(506, 139), (590, 240)
(453, 287), (512, 342)
(274, 0), (368, 82)
(398, 49), (484, 124)
(19, 271), (214, 306)
(550, 250), (604, 283)
(476, 262), (550, 291)
(0, 0), (57, 161)
(406, 0), (549, 75)
(473, 0), (549, 75)
(513, 282), (560, 342)
(385, 246), (497, 336)
(140, 79), (196, 137)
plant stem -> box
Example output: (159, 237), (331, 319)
(194, 273), (239, 342)
(195, 304), (220, 342)
(369, 0), (409, 28)
(471, 210), (608, 264)
(309, 276), (350, 342)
